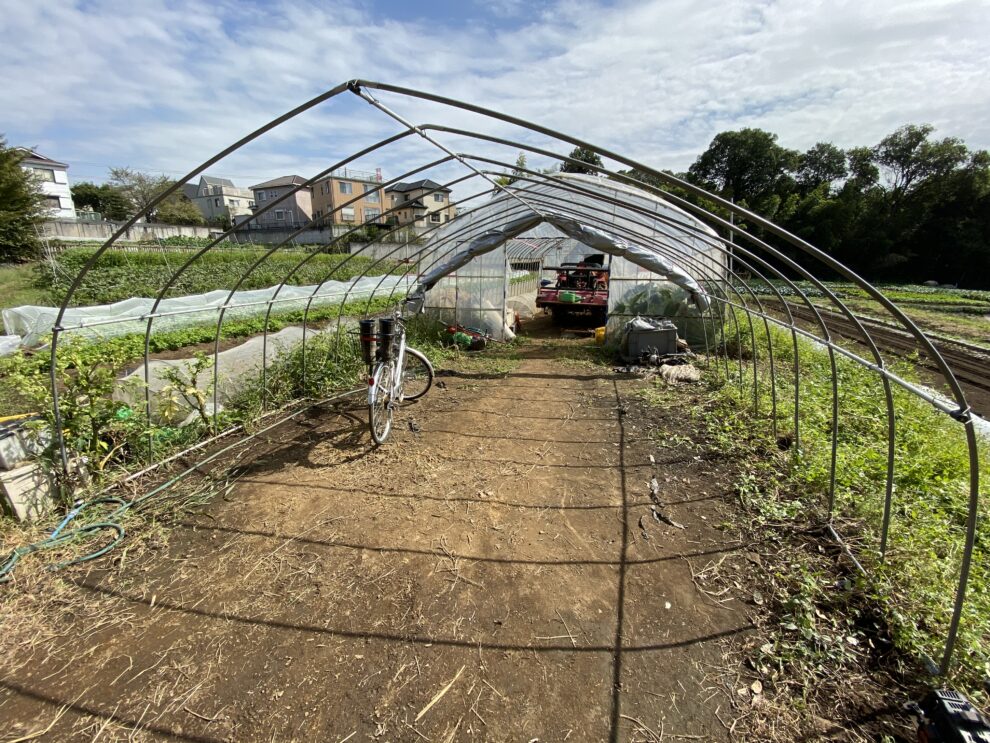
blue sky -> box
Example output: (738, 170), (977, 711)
(2, 0), (987, 201)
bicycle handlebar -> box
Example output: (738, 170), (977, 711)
(403, 293), (426, 316)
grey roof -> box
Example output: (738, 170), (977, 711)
(401, 199), (427, 209)
(182, 183), (200, 200)
(385, 179), (450, 194)
(250, 175), (308, 190)
(16, 148), (68, 168)
(201, 175), (236, 188)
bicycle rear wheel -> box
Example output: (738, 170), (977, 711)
(401, 348), (434, 401)
(369, 362), (395, 445)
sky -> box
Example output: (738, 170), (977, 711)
(2, 0), (988, 202)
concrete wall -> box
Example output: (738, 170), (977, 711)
(228, 225), (423, 247)
(347, 242), (427, 262)
(41, 220), (213, 241)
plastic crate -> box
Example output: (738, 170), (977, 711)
(625, 320), (678, 360)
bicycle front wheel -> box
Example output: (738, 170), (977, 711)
(401, 347), (434, 401)
(369, 362), (395, 445)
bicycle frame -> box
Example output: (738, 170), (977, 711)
(367, 312), (408, 406)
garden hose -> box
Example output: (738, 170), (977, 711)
(0, 387), (366, 585)
(0, 497), (129, 584)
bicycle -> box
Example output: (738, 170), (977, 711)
(359, 297), (434, 445)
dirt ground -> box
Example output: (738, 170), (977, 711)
(0, 331), (905, 741)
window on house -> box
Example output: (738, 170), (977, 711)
(433, 193), (445, 202)
(341, 207), (355, 222)
(363, 184), (380, 202)
(44, 196), (61, 210)
(32, 167), (55, 182)
(258, 191), (266, 202)
(275, 210), (285, 221)
(248, 201), (255, 208)
(230, 199), (239, 206)
(363, 208), (381, 222)
(269, 190), (278, 199)
(339, 181), (352, 194)
(214, 198), (222, 207)
(430, 212), (441, 223)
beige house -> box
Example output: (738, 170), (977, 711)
(385, 179), (456, 228)
(246, 176), (313, 228)
(311, 168), (385, 227)
(183, 176), (254, 226)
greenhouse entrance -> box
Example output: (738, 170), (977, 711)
(414, 173), (724, 349)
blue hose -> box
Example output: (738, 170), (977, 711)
(0, 497), (130, 584)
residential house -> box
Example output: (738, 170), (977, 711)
(183, 175), (254, 226)
(311, 168), (385, 227)
(384, 180), (456, 228)
(18, 149), (76, 220)
(246, 176), (313, 228)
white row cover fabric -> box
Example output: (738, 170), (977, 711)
(115, 325), (316, 423)
(3, 275), (415, 349)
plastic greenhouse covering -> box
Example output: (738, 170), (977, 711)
(414, 173), (726, 345)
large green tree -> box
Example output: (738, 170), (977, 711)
(71, 181), (132, 221)
(687, 128), (799, 217)
(0, 138), (46, 262)
(108, 167), (171, 220)
(873, 124), (968, 199)
(156, 189), (205, 226)
(108, 167), (204, 225)
(679, 123), (989, 286)
(797, 142), (848, 193)
(561, 146), (604, 174)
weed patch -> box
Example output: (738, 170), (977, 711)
(699, 308), (990, 692)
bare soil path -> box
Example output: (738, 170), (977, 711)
(1, 337), (754, 742)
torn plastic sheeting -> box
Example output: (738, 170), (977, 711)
(3, 275), (415, 348)
(415, 211), (710, 311)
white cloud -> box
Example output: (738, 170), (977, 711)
(1, 0), (987, 202)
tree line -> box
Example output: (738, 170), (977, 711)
(3, 126), (988, 286)
(612, 125), (989, 287)
(71, 168), (205, 227)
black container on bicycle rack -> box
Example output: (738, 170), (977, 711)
(358, 319), (377, 365)
(378, 318), (396, 361)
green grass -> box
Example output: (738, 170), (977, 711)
(734, 280), (990, 348)
(0, 263), (50, 308)
(37, 247), (402, 306)
(703, 308), (990, 690)
(404, 315), (522, 376)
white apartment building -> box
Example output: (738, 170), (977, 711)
(18, 149), (76, 220)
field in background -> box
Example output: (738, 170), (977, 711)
(738, 280), (990, 349)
